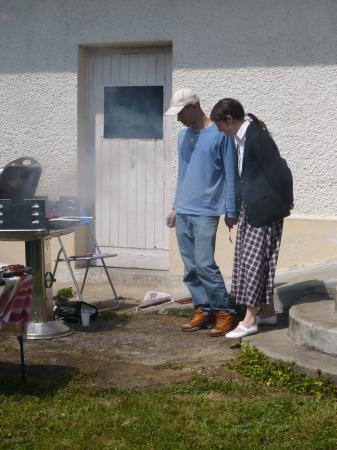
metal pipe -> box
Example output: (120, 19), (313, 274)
(25, 239), (49, 322)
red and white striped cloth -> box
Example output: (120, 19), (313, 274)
(0, 275), (33, 336)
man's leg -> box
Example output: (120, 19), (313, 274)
(176, 214), (209, 309)
(192, 215), (237, 335)
(176, 214), (210, 331)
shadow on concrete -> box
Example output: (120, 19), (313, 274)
(274, 282), (288, 289)
(117, 301), (139, 311)
(292, 293), (334, 307)
(86, 298), (139, 312)
(244, 281), (332, 334)
(0, 362), (79, 397)
(276, 279), (332, 311)
(62, 313), (131, 333)
(256, 313), (289, 334)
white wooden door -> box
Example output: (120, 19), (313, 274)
(88, 47), (171, 269)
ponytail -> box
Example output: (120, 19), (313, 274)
(246, 113), (270, 135)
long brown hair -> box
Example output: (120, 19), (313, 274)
(210, 98), (270, 134)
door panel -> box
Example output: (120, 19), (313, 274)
(88, 47), (171, 269)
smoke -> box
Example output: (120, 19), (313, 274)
(104, 86), (163, 140)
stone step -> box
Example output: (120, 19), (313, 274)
(245, 320), (337, 383)
(274, 279), (336, 312)
(289, 298), (337, 356)
(56, 264), (337, 307)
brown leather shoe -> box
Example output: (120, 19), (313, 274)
(210, 311), (237, 337)
(181, 307), (209, 332)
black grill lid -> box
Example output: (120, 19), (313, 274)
(0, 157), (42, 202)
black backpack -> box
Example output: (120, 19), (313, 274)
(53, 299), (98, 322)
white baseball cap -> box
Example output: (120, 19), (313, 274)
(165, 88), (200, 115)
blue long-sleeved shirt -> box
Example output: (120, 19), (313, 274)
(173, 124), (237, 217)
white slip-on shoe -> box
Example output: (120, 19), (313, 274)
(256, 315), (278, 326)
(225, 323), (258, 338)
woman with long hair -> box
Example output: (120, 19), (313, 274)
(210, 98), (293, 338)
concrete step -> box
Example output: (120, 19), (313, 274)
(274, 279), (336, 312)
(245, 318), (337, 383)
(289, 298), (337, 356)
(56, 262), (337, 306)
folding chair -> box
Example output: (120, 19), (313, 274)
(52, 216), (120, 309)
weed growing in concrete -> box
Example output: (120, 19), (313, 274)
(155, 361), (185, 370)
(231, 343), (337, 398)
(99, 310), (129, 321)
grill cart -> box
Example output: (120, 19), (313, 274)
(0, 157), (80, 339)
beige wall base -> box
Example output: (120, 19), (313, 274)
(1, 217), (337, 280)
(0, 234), (75, 272)
(169, 216), (337, 278)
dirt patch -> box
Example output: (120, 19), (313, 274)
(0, 310), (244, 389)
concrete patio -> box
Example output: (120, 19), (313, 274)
(53, 261), (337, 383)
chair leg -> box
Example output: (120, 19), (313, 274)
(57, 236), (85, 303)
(80, 261), (91, 294)
(18, 336), (26, 383)
(87, 223), (119, 307)
(100, 257), (119, 306)
(52, 247), (63, 280)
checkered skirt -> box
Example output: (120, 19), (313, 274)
(231, 212), (283, 308)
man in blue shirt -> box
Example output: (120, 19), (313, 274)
(165, 88), (238, 336)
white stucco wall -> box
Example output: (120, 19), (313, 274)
(0, 0), (336, 215)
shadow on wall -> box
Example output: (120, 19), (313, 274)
(0, 0), (336, 73)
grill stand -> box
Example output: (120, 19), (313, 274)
(25, 237), (72, 340)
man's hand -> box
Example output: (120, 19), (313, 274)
(166, 210), (177, 228)
(225, 216), (238, 229)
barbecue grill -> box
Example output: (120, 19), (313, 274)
(0, 157), (80, 339)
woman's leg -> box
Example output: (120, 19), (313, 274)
(227, 219), (283, 336)
(232, 217), (267, 309)
(240, 306), (258, 328)
(258, 219), (283, 319)
(259, 302), (276, 318)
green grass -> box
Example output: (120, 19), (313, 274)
(0, 368), (336, 450)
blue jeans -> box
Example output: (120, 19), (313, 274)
(176, 213), (235, 315)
